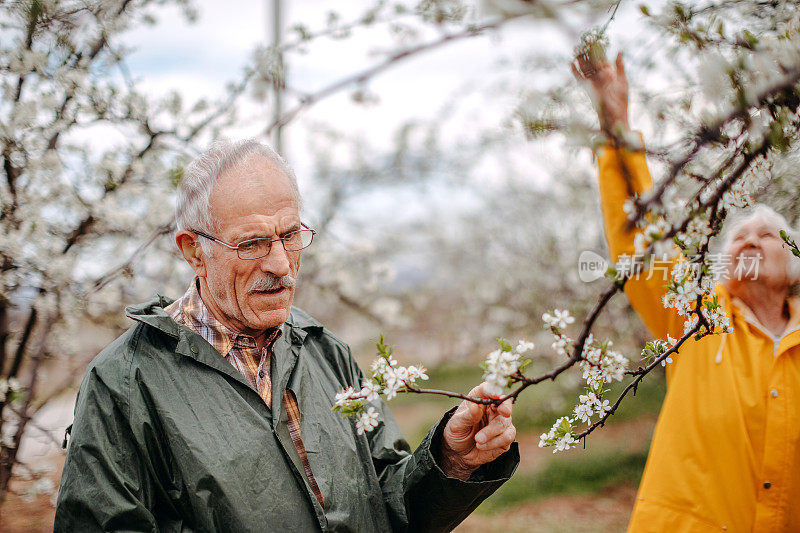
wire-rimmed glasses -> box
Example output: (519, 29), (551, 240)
(191, 224), (315, 260)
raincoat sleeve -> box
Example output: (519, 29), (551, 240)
(597, 142), (685, 346)
(54, 364), (161, 532)
(346, 356), (520, 532)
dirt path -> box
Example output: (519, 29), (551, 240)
(455, 484), (637, 533)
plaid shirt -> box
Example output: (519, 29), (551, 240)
(165, 279), (324, 507)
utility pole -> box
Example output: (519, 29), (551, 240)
(270, 0), (284, 155)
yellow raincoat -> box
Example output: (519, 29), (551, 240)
(598, 145), (800, 532)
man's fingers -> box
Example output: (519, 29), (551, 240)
(497, 398), (513, 418)
(466, 382), (512, 422)
(468, 382), (505, 401)
(448, 402), (478, 436)
(477, 424), (516, 451)
(475, 414), (511, 444)
(615, 51), (625, 76)
(448, 382), (514, 443)
(446, 394), (486, 441)
(465, 397), (484, 423)
(571, 60), (591, 83)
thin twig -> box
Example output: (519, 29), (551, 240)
(600, 0), (624, 32)
(631, 65), (800, 224)
(263, 15), (524, 136)
(575, 321), (703, 440)
(86, 219), (175, 294)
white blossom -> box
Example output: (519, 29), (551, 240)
(355, 407), (380, 434)
(544, 309), (574, 329)
(482, 348), (522, 396)
(383, 369), (403, 400)
(538, 416), (577, 453)
(406, 365), (429, 383)
(573, 401), (593, 423)
(515, 340), (535, 354)
(553, 432), (577, 453)
(595, 398), (611, 417)
(359, 380), (381, 402)
(551, 336), (569, 356)
(334, 386), (357, 407)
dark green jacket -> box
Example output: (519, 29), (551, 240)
(55, 296), (518, 532)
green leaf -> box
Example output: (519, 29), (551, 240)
(497, 338), (513, 352)
(742, 29), (758, 48)
(376, 334), (393, 358)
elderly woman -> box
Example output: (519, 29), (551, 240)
(577, 53), (800, 531)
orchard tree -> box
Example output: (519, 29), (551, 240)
(329, 0), (800, 452)
(0, 0), (263, 504)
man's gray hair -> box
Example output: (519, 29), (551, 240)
(175, 139), (300, 256)
(720, 203), (800, 286)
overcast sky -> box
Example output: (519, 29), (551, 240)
(114, 0), (676, 237)
(118, 1), (654, 164)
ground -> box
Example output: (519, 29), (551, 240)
(457, 485), (637, 532)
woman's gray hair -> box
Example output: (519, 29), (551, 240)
(720, 203), (800, 287)
(175, 139), (300, 256)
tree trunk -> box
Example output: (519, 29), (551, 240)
(0, 308), (51, 508)
(0, 302), (8, 374)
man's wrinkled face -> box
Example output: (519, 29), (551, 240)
(726, 219), (791, 293)
(200, 156), (301, 334)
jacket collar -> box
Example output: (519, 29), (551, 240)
(126, 295), (324, 339)
(125, 295), (182, 337)
(126, 295), (326, 415)
(285, 307), (324, 333)
(720, 284), (800, 345)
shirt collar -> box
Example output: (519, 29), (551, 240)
(731, 294), (800, 339)
(166, 278), (281, 357)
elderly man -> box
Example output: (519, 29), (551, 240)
(576, 53), (800, 531)
(55, 141), (519, 532)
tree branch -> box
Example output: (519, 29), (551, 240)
(631, 64), (800, 224)
(263, 15), (524, 136)
(86, 219), (175, 294)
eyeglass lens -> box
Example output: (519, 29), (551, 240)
(236, 230), (313, 259)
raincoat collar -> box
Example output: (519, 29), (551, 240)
(126, 295), (326, 408)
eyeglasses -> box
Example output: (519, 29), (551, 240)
(191, 224), (316, 260)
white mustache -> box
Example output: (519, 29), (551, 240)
(249, 274), (296, 293)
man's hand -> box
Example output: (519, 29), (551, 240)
(572, 51), (630, 136)
(440, 382), (516, 481)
